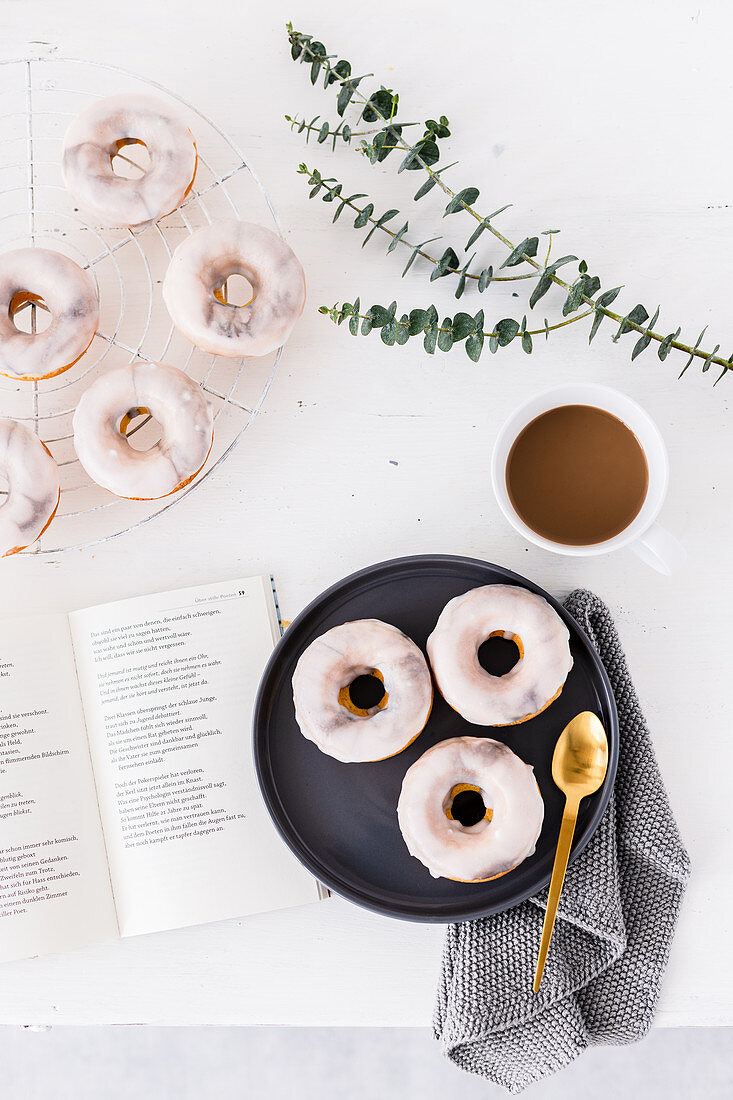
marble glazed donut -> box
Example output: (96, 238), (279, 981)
(292, 619), (433, 763)
(427, 585), (573, 726)
(0, 419), (60, 556)
(397, 736), (544, 882)
(0, 248), (99, 381)
(73, 361), (213, 500)
(62, 93), (197, 229)
(163, 220), (306, 358)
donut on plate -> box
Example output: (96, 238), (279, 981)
(427, 585), (572, 726)
(397, 736), (544, 882)
(73, 361), (213, 500)
(292, 619), (433, 763)
(163, 220), (306, 358)
(62, 93), (197, 229)
(0, 419), (60, 556)
(0, 248), (99, 381)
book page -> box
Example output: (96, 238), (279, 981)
(69, 577), (318, 938)
(0, 615), (118, 962)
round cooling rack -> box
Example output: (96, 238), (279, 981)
(0, 57), (285, 554)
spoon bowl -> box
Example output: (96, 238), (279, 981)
(551, 711), (609, 799)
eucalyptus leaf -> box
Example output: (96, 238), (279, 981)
(413, 177), (436, 201)
(529, 274), (552, 309)
(702, 344), (720, 372)
(369, 304), (390, 327)
(451, 312), (474, 340)
(495, 318), (519, 345)
(588, 309), (606, 343)
(478, 266), (493, 292)
(353, 203), (374, 229)
(444, 187), (480, 216)
(362, 88), (395, 122)
(595, 286), (622, 309)
(562, 282), (585, 317)
(501, 237), (539, 269)
(408, 308), (431, 335)
(614, 304), (649, 340)
(465, 330), (484, 361)
(349, 298), (360, 336)
(438, 320), (454, 352)
(387, 223), (410, 253)
(381, 319), (398, 345)
(395, 316), (410, 345)
(658, 327), (681, 361)
(631, 333), (651, 360)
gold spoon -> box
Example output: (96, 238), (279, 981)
(533, 711), (609, 993)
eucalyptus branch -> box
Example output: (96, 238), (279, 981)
(285, 114), (420, 151)
(287, 22), (732, 383)
(318, 300), (595, 359)
(298, 164), (537, 290)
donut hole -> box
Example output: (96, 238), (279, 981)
(338, 671), (388, 717)
(478, 631), (523, 677)
(447, 784), (493, 828)
(120, 406), (163, 452)
(9, 291), (51, 335)
(111, 138), (151, 179)
(214, 273), (255, 308)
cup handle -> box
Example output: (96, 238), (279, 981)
(629, 521), (686, 575)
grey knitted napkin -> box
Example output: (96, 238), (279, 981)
(434, 588), (691, 1094)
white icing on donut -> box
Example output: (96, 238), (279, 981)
(62, 94), (197, 229)
(0, 248), (99, 381)
(163, 220), (306, 357)
(292, 619), (433, 763)
(0, 419), (60, 556)
(427, 585), (573, 726)
(397, 736), (544, 881)
(73, 362), (213, 500)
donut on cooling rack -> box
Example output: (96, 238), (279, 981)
(62, 94), (197, 229)
(162, 220), (306, 358)
(397, 736), (544, 882)
(426, 585), (573, 726)
(0, 248), (99, 381)
(72, 361), (213, 500)
(292, 620), (433, 763)
(0, 419), (60, 556)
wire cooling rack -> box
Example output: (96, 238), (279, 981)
(0, 57), (285, 554)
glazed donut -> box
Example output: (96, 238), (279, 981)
(397, 736), (544, 882)
(73, 361), (213, 500)
(62, 94), (197, 229)
(0, 420), (60, 556)
(0, 248), (99, 381)
(427, 585), (573, 726)
(292, 619), (433, 763)
(163, 220), (306, 357)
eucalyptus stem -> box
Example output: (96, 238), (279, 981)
(298, 164), (537, 286)
(324, 304), (595, 342)
(287, 24), (731, 383)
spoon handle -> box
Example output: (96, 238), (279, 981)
(533, 797), (579, 993)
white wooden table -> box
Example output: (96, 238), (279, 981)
(0, 0), (730, 1027)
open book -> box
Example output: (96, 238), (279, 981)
(0, 576), (321, 964)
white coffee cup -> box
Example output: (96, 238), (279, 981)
(490, 383), (686, 575)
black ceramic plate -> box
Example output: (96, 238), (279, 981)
(253, 555), (618, 923)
